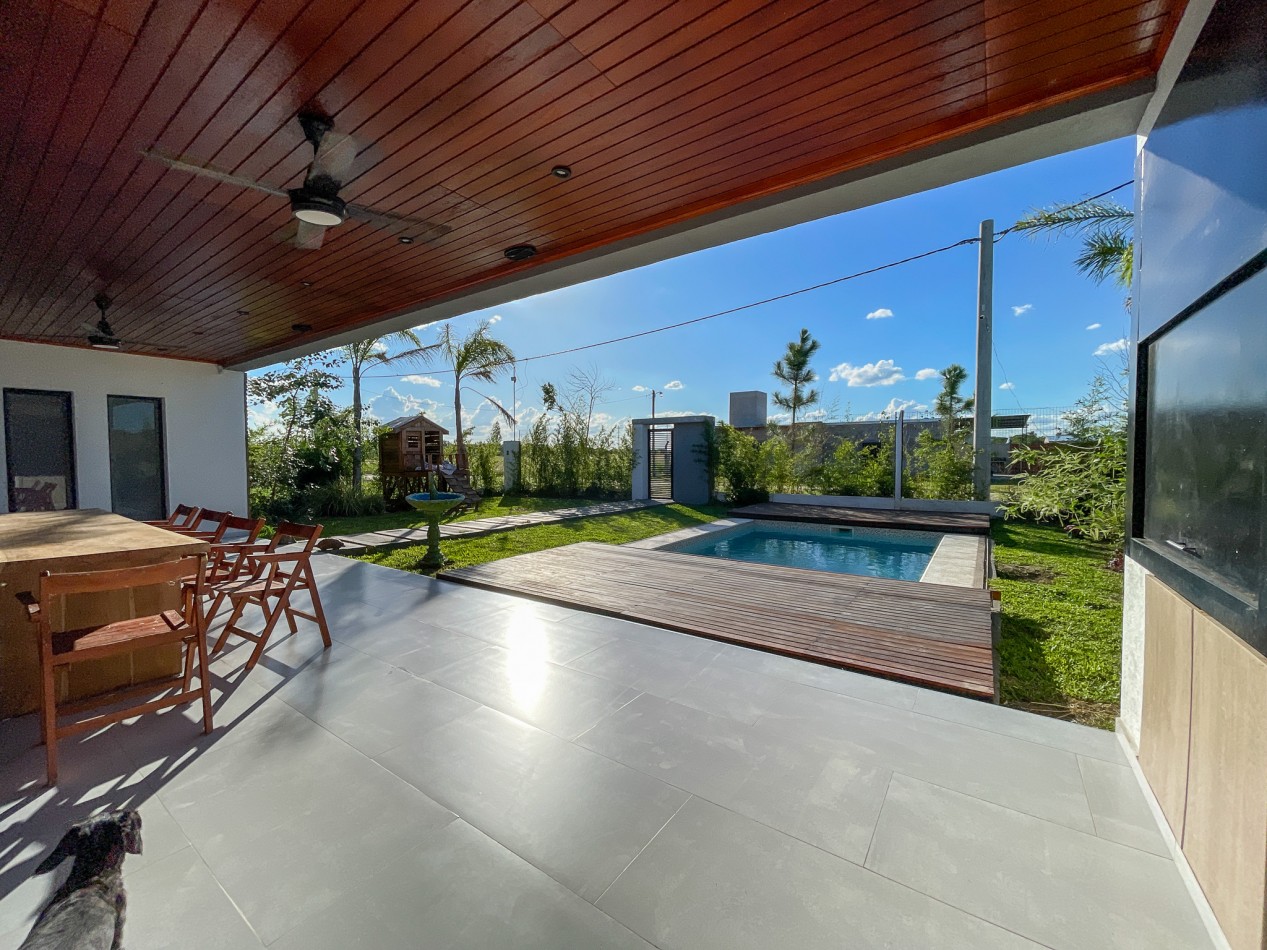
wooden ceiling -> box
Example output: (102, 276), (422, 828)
(0, 0), (1184, 367)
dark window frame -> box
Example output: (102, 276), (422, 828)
(107, 394), (169, 521)
(3, 387), (78, 511)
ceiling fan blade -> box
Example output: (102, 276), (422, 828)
(345, 203), (451, 242)
(308, 129), (358, 186)
(294, 219), (326, 250)
(143, 149), (289, 199)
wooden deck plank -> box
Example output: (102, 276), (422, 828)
(443, 542), (997, 699)
(730, 502), (992, 535)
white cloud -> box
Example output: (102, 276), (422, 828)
(1086, 322), (1101, 330)
(366, 386), (442, 422)
(856, 397), (927, 420)
(401, 374), (442, 387)
(1093, 338), (1129, 357)
(829, 359), (904, 387)
(914, 368), (940, 381)
(999, 382), (1015, 391)
(865, 308), (893, 320)
(664, 380), (684, 390)
(487, 314), (502, 324)
(1012, 304), (1033, 316)
(247, 398), (281, 430)
(632, 384), (647, 392)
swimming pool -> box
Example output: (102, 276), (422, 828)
(664, 521), (942, 581)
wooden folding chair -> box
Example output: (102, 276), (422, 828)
(143, 504), (201, 529)
(17, 554), (212, 785)
(169, 509), (231, 541)
(202, 516), (266, 585)
(204, 522), (332, 672)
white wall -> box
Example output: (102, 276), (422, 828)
(0, 341), (247, 516)
(1118, 555), (1151, 749)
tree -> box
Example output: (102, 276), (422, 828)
(933, 364), (974, 439)
(337, 330), (437, 492)
(771, 328), (821, 454)
(1013, 198), (1134, 289)
(434, 320), (516, 471)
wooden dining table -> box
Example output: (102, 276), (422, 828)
(0, 508), (208, 719)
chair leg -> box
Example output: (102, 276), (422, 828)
(193, 631), (214, 734)
(244, 598), (285, 672)
(304, 566), (333, 651)
(182, 640), (196, 692)
(284, 606), (298, 635)
(212, 597), (248, 655)
(42, 666), (58, 786)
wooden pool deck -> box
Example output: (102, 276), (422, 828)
(730, 502), (992, 535)
(443, 542), (998, 699)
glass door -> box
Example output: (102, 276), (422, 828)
(3, 388), (77, 511)
(108, 395), (167, 521)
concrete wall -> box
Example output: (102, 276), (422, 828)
(670, 421), (713, 506)
(0, 341), (248, 516)
(728, 391), (767, 428)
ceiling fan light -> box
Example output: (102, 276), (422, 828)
(504, 243), (537, 262)
(89, 335), (121, 350)
(289, 188), (345, 226)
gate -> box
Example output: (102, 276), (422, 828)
(648, 427), (673, 499)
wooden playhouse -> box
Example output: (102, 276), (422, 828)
(378, 414), (448, 506)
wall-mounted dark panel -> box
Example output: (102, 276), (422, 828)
(1136, 0), (1267, 339)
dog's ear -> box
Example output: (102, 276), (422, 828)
(120, 811), (142, 855)
(34, 828), (83, 874)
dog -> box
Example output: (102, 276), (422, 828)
(20, 810), (142, 950)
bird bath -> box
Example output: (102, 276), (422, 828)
(405, 487), (464, 569)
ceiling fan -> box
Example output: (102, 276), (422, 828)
(143, 113), (450, 250)
(82, 294), (124, 349)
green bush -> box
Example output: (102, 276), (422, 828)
(907, 427), (975, 500)
(302, 480), (387, 518)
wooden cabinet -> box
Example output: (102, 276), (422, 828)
(1138, 575), (1267, 950)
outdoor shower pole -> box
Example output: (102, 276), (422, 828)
(973, 219), (994, 501)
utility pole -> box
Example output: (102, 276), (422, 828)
(650, 389), (664, 419)
(973, 219), (994, 501)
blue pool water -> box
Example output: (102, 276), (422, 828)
(671, 526), (939, 581)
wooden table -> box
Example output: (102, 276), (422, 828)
(0, 509), (208, 719)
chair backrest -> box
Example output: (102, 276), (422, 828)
(171, 504), (200, 528)
(217, 515), (265, 545)
(39, 554), (206, 602)
(193, 509), (229, 530)
(269, 522), (324, 554)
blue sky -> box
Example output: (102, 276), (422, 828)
(260, 136), (1135, 439)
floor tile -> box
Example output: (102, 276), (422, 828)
(913, 689), (1125, 762)
(578, 692), (890, 863)
(388, 624), (493, 676)
(377, 706), (687, 901)
(426, 645), (641, 739)
(1078, 755), (1169, 856)
(865, 774), (1213, 950)
(598, 796), (1045, 950)
(271, 819), (655, 950)
(567, 636), (721, 697)
(451, 603), (620, 665)
(711, 642), (921, 710)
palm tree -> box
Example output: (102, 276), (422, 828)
(771, 328), (820, 454)
(434, 320), (516, 471)
(1012, 198), (1134, 288)
(339, 330), (437, 491)
(934, 364), (974, 439)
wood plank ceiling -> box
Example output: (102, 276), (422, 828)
(0, 0), (1184, 366)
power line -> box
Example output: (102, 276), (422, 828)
(318, 179), (1135, 382)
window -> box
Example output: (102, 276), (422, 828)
(108, 396), (168, 521)
(4, 388), (77, 511)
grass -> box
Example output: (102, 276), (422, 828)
(992, 519), (1123, 729)
(358, 503), (728, 573)
(319, 495), (596, 538)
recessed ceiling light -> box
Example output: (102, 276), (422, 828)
(399, 235), (414, 245)
(292, 323), (312, 333)
(504, 244), (537, 262)
(300, 281), (312, 287)
(551, 165), (572, 179)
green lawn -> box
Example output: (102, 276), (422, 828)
(319, 495), (596, 538)
(358, 503), (728, 573)
(992, 520), (1123, 729)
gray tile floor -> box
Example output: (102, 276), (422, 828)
(0, 555), (1213, 949)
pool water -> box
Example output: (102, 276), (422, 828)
(670, 525), (939, 581)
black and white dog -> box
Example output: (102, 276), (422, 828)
(20, 811), (142, 950)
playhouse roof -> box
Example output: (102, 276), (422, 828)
(383, 414), (449, 434)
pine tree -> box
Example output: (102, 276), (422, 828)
(771, 328), (821, 455)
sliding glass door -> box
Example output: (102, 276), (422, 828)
(108, 395), (167, 521)
(3, 388), (77, 511)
